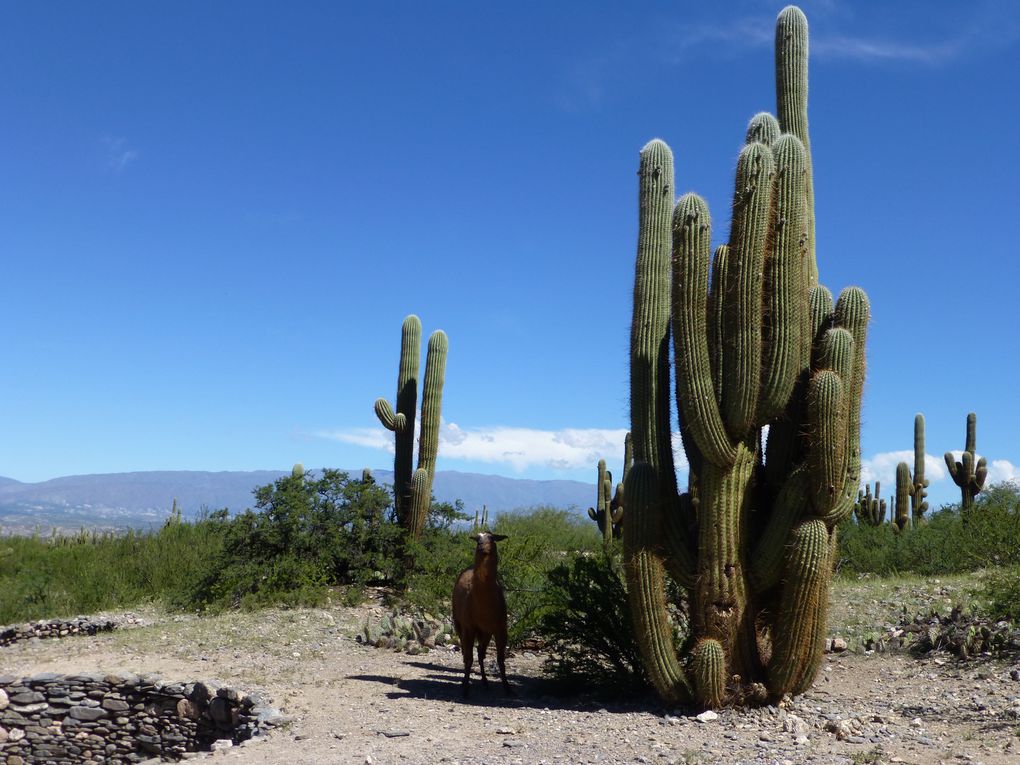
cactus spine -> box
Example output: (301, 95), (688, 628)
(624, 6), (868, 708)
(944, 412), (987, 514)
(854, 482), (886, 526)
(374, 315), (448, 540)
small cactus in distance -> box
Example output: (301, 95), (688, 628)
(854, 482), (886, 526)
(894, 462), (911, 531)
(291, 463), (305, 478)
(587, 459), (621, 544)
(472, 505), (489, 531)
(362, 468), (374, 484)
(587, 433), (630, 543)
(944, 412), (988, 515)
(910, 414), (929, 524)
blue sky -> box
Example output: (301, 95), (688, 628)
(1, 1), (1018, 509)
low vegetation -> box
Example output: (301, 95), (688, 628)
(2, 474), (1017, 694)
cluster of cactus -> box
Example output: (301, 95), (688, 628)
(374, 315), (448, 540)
(854, 482), (886, 526)
(945, 412), (987, 515)
(623, 6), (870, 708)
(587, 433), (632, 543)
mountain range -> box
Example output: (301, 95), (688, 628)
(0, 469), (595, 535)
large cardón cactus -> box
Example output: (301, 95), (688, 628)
(624, 6), (869, 708)
(374, 315), (448, 540)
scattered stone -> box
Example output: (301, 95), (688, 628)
(379, 728), (411, 737)
(695, 710), (719, 723)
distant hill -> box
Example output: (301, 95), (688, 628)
(0, 469), (593, 535)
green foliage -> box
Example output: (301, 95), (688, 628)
(183, 469), (398, 611)
(0, 513), (226, 624)
(492, 507), (601, 644)
(977, 565), (1020, 623)
(838, 481), (1020, 577)
(538, 548), (650, 694)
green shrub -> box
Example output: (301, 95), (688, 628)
(976, 565), (1020, 623)
(0, 517), (226, 624)
(538, 547), (650, 694)
(838, 481), (1020, 577)
(493, 507), (601, 643)
(182, 469), (399, 611)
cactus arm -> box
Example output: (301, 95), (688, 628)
(631, 140), (681, 495)
(708, 245), (730, 408)
(945, 451), (961, 482)
(374, 399), (407, 432)
(403, 329), (447, 539)
(624, 462), (693, 704)
(750, 467), (808, 593)
(775, 5), (816, 287)
(766, 518), (831, 697)
(745, 111), (781, 147)
(671, 193), (737, 467)
(809, 285), (834, 355)
(722, 143), (774, 438)
(807, 370), (847, 517)
(693, 639), (727, 709)
(406, 468), (431, 540)
(757, 135), (808, 424)
(831, 287), (869, 483)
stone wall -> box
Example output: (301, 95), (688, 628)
(0, 673), (284, 764)
(0, 619), (116, 648)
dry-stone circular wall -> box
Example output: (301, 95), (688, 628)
(0, 618), (116, 648)
(0, 672), (287, 764)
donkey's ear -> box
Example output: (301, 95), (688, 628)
(491, 534), (508, 542)
(469, 534), (480, 541)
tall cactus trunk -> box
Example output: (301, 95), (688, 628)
(910, 413), (929, 524)
(623, 5), (869, 708)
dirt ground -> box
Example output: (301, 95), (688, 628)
(2, 582), (1019, 765)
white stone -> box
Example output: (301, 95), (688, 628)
(695, 710), (719, 723)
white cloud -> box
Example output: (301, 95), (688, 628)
(987, 459), (1020, 484)
(860, 451), (946, 487)
(314, 421), (634, 472)
(103, 136), (139, 173)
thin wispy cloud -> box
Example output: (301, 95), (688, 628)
(315, 421), (633, 472)
(658, 3), (1019, 67)
(103, 136), (139, 173)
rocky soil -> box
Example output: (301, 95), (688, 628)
(1, 576), (1019, 765)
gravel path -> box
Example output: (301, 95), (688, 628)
(2, 595), (1019, 765)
